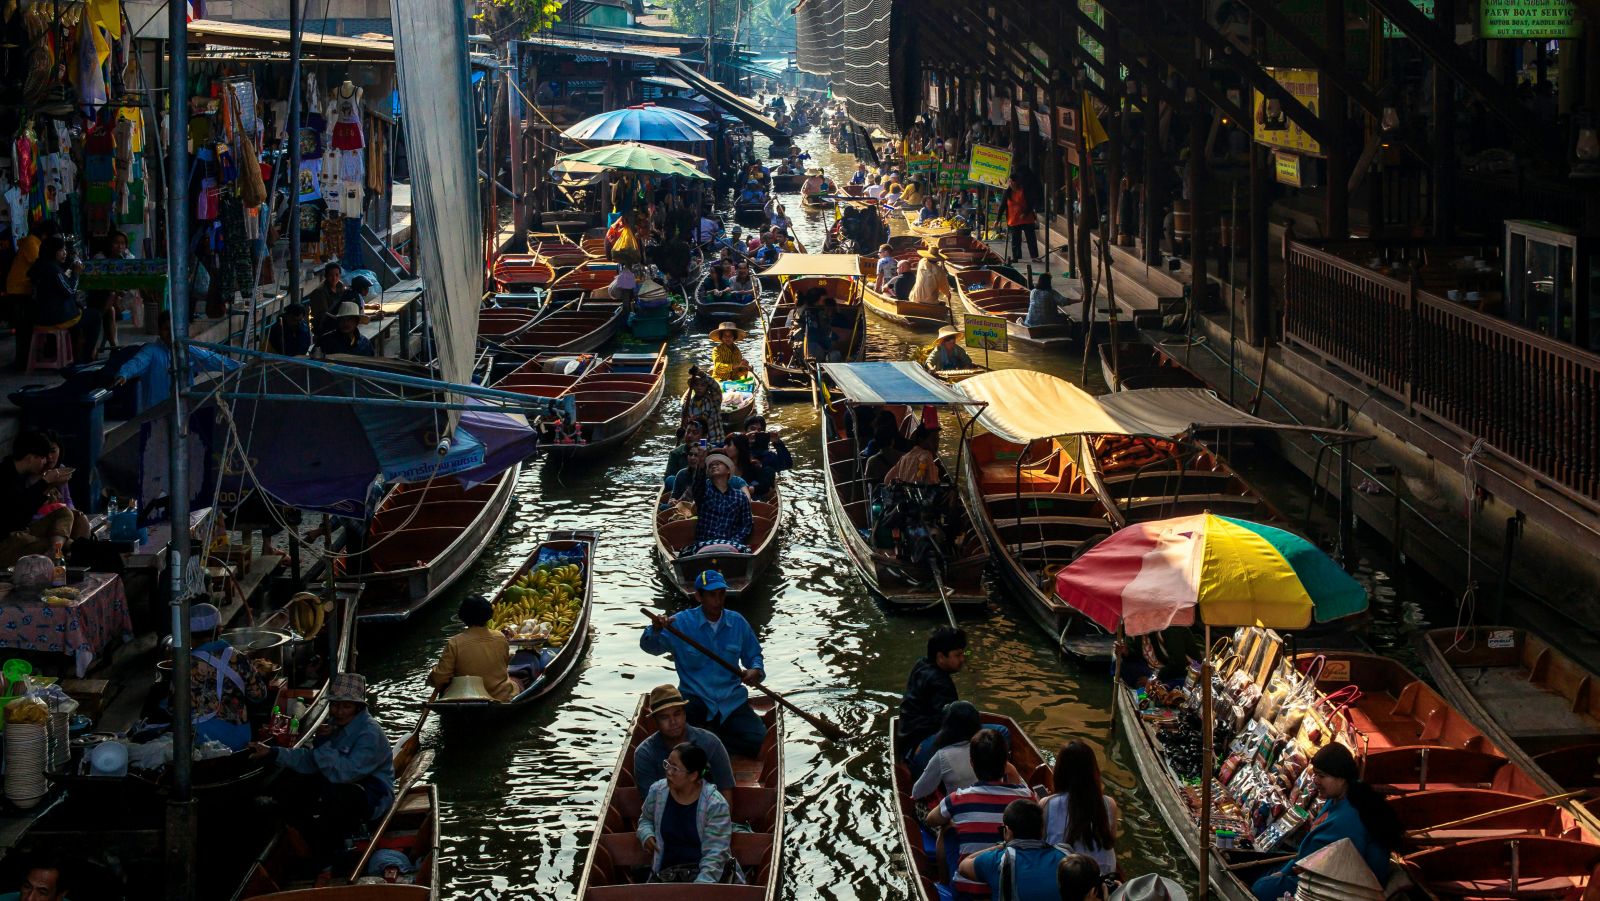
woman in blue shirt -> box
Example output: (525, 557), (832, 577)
(1251, 743), (1401, 901)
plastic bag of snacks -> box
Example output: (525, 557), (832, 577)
(4, 695), (48, 725)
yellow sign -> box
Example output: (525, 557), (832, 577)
(1252, 68), (1322, 157)
(967, 144), (1013, 189)
(1273, 151), (1302, 187)
(965, 314), (1009, 352)
(1480, 0), (1582, 37)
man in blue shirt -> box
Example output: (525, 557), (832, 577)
(251, 672), (395, 862)
(959, 798), (1068, 900)
(641, 570), (768, 756)
(111, 315), (241, 412)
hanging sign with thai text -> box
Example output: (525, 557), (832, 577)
(1251, 68), (1322, 157)
(1480, 0), (1582, 38)
(1273, 151), (1303, 187)
(967, 144), (1014, 189)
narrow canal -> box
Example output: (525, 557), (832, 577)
(360, 129), (1443, 899)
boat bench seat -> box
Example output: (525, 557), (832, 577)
(1363, 745), (1509, 790)
(603, 787), (643, 832)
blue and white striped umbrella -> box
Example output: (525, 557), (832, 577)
(562, 105), (712, 143)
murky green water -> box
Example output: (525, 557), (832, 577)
(358, 128), (1440, 899)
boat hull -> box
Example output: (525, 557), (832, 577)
(654, 486), (782, 599)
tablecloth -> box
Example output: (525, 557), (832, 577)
(0, 573), (133, 677)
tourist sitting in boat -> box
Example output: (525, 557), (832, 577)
(917, 196), (941, 225)
(745, 416), (793, 473)
(1041, 740), (1119, 876)
(957, 798), (1071, 900)
(665, 419), (709, 488)
(250, 673), (395, 862)
(1024, 273), (1067, 328)
(851, 162), (869, 186)
(752, 232), (782, 268)
(316, 300), (374, 357)
(874, 244), (899, 292)
(1250, 743), (1400, 901)
(426, 594), (516, 703)
(902, 179), (925, 208)
(729, 264), (758, 304)
(923, 729), (1038, 894)
(668, 444), (750, 509)
(864, 421), (907, 485)
(725, 433), (775, 501)
(885, 258), (918, 301)
(796, 291), (839, 364)
(911, 701), (1023, 800)
(883, 183), (905, 210)
(682, 367), (727, 446)
(803, 169), (828, 196)
(911, 249), (952, 305)
(1114, 625), (1198, 689)
(635, 684), (736, 796)
(636, 741), (736, 884)
(865, 177), (887, 201)
(642, 569), (768, 757)
(710, 322), (751, 381)
(266, 303), (313, 357)
(739, 182), (767, 206)
(185, 601), (270, 750)
(884, 424), (944, 485)
(898, 626), (968, 770)
(928, 326), (975, 372)
(690, 452), (754, 549)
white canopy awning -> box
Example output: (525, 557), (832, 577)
(758, 253), (864, 278)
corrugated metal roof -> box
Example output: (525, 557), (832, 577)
(187, 18), (396, 59)
(521, 31), (682, 61)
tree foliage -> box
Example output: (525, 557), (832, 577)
(478, 0), (565, 35)
(663, 0), (795, 50)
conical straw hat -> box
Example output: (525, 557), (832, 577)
(435, 675), (496, 703)
(1295, 838), (1384, 892)
(1295, 874), (1384, 901)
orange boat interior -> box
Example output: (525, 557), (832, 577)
(1429, 628), (1600, 763)
(765, 278), (862, 377)
(580, 700), (780, 899)
(366, 477), (505, 576)
(1087, 434), (1269, 524)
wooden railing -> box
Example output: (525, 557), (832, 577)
(1284, 240), (1600, 503)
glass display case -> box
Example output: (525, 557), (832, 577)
(1504, 219), (1597, 350)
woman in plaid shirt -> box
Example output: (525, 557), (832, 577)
(692, 452), (753, 550)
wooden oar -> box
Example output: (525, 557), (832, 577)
(928, 562), (958, 630)
(347, 689), (439, 883)
(1403, 789), (1592, 840)
(1225, 853), (1296, 872)
(643, 611), (847, 741)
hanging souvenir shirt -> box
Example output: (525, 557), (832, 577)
(327, 84), (365, 151)
(13, 132), (35, 194)
(297, 158), (322, 202)
(1, 179), (23, 243)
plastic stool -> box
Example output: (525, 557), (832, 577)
(25, 327), (74, 373)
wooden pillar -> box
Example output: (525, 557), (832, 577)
(1105, 23), (1124, 245)
(1145, 85), (1162, 264)
(1189, 5), (1209, 299)
(1323, 0), (1349, 238)
(1432, 0), (1456, 240)
(1249, 142), (1272, 344)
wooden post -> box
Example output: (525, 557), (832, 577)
(1249, 143), (1271, 345)
(1323, 0), (1348, 238)
(1145, 78), (1162, 265)
(1431, 0), (1456, 241)
(1199, 622), (1214, 901)
(1187, 94), (1208, 307)
(1105, 22), (1123, 246)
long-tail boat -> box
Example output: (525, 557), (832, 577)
(500, 300), (627, 356)
(496, 346), (668, 459)
(1098, 340), (1208, 392)
(653, 483), (782, 599)
(953, 267), (1079, 347)
(856, 253), (949, 330)
(1081, 432), (1282, 527)
(760, 271), (866, 401)
(574, 697), (783, 899)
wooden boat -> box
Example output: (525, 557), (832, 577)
(734, 202), (770, 229)
(1098, 340), (1207, 392)
(909, 343), (990, 384)
(1115, 643), (1600, 901)
(902, 209), (960, 239)
(549, 264), (625, 304)
(497, 346), (668, 458)
(679, 379), (758, 434)
(800, 192), (833, 211)
(356, 470), (519, 625)
(820, 400), (987, 610)
(1081, 433), (1282, 527)
(953, 267), (1078, 347)
(770, 172), (805, 192)
(1419, 627), (1600, 796)
(533, 240), (593, 270)
(491, 254), (556, 292)
(502, 301), (627, 355)
(234, 718), (439, 899)
(430, 530), (597, 720)
(574, 696), (783, 899)
(856, 254), (949, 330)
(891, 712), (1051, 900)
(932, 235), (1002, 269)
(478, 306), (540, 341)
(958, 432), (1117, 659)
(653, 482), (782, 598)
(693, 272), (762, 324)
(761, 277), (866, 401)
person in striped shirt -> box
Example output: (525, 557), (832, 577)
(924, 728), (1037, 896)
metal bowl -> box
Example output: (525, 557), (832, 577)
(220, 628), (295, 668)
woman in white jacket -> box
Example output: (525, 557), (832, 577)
(637, 742), (735, 883)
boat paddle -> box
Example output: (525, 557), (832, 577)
(928, 560), (958, 630)
(642, 610), (848, 741)
(348, 689), (439, 883)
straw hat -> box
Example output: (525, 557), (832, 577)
(918, 249), (945, 261)
(937, 325), (960, 342)
(709, 322), (748, 342)
(1295, 839), (1384, 892)
(436, 675), (496, 703)
(647, 684), (689, 715)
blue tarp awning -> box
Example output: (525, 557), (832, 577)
(821, 362), (976, 407)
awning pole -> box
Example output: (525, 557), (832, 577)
(289, 0), (303, 307)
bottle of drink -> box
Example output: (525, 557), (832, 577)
(50, 548), (66, 587)
(268, 704), (293, 746)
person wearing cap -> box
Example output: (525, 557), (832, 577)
(709, 322), (751, 382)
(305, 260), (346, 328)
(924, 729), (1037, 897)
(928, 326), (975, 372)
(633, 684), (736, 795)
(251, 672), (396, 859)
(182, 601), (269, 751)
(1250, 742), (1400, 901)
(265, 303), (313, 357)
(316, 300), (374, 357)
(426, 595), (516, 703)
(910, 250), (952, 305)
(874, 245), (899, 293)
(955, 797), (1070, 900)
(641, 570), (767, 757)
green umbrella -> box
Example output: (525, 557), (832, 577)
(555, 143), (712, 181)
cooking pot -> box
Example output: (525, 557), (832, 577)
(220, 628), (294, 670)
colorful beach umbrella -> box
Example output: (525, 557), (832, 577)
(562, 105), (712, 143)
(1053, 513), (1367, 636)
(555, 143), (712, 181)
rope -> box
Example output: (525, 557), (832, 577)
(1446, 438), (1487, 653)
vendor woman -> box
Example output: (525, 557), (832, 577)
(709, 322), (750, 382)
(1250, 743), (1401, 901)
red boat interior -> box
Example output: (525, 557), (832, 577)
(934, 235), (1002, 266)
(478, 307), (540, 338)
(1088, 434), (1268, 524)
(765, 278), (862, 381)
(496, 351), (664, 435)
(367, 477), (505, 575)
(491, 254), (556, 289)
(579, 700), (780, 899)
(504, 305), (623, 352)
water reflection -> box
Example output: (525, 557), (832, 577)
(358, 127), (1443, 900)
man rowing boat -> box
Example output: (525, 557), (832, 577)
(642, 570), (768, 757)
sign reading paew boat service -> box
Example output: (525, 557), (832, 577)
(1480, 0), (1582, 37)
(965, 314), (1009, 352)
(967, 144), (1013, 189)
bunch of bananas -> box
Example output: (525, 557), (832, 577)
(288, 592), (327, 639)
(488, 563), (584, 647)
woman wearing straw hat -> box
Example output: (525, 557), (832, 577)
(910, 249), (952, 305)
(927, 325), (974, 372)
(709, 322), (751, 382)
(1250, 742), (1401, 901)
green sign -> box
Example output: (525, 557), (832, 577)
(1480, 0), (1582, 37)
(937, 161), (968, 189)
(907, 153), (939, 179)
(1382, 0), (1434, 37)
